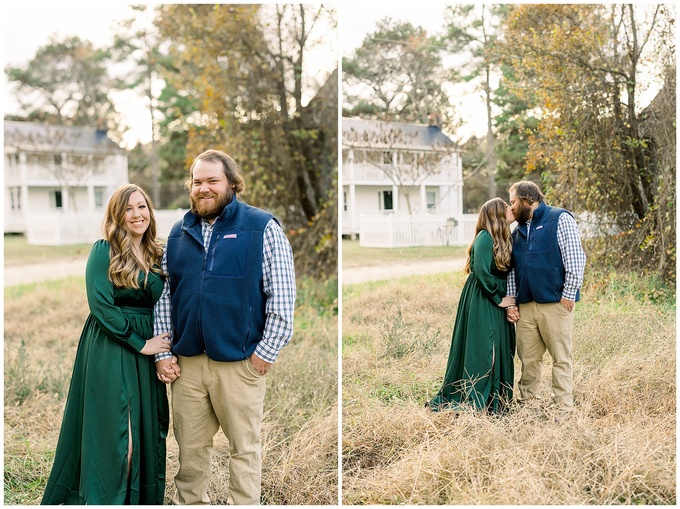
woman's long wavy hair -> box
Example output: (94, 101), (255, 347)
(102, 184), (164, 289)
(464, 197), (513, 274)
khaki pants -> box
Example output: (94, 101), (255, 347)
(516, 301), (574, 411)
(171, 354), (266, 505)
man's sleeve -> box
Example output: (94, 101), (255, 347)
(254, 219), (297, 363)
(506, 268), (517, 297)
(557, 213), (586, 301)
(154, 247), (174, 362)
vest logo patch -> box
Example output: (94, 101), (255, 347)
(223, 234), (238, 239)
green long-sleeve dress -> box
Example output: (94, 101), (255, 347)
(41, 240), (169, 505)
(428, 230), (516, 414)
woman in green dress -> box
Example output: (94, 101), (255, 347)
(42, 184), (173, 505)
(428, 197), (517, 414)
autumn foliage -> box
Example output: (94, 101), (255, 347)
(498, 4), (675, 282)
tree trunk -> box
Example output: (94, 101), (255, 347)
(485, 64), (497, 199)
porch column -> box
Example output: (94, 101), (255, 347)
(19, 154), (29, 230)
(87, 185), (95, 211)
(61, 185), (70, 212)
(420, 183), (427, 214)
(348, 149), (358, 240)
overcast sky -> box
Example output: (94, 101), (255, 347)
(2, 3), (339, 146)
(2, 2), (484, 143)
(340, 2), (450, 55)
(339, 2), (488, 138)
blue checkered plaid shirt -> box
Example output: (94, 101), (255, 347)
(507, 212), (586, 301)
(154, 218), (296, 364)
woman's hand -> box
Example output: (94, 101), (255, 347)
(141, 332), (171, 356)
(499, 296), (516, 308)
(156, 355), (181, 383)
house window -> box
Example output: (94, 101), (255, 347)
(95, 188), (104, 208)
(427, 191), (436, 210)
(54, 154), (63, 166)
(10, 187), (21, 211)
(381, 190), (393, 211)
(53, 190), (63, 209)
(343, 191), (347, 212)
(383, 151), (393, 165)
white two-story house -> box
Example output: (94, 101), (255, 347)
(342, 117), (474, 247)
(4, 121), (129, 244)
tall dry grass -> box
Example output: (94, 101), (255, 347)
(4, 275), (338, 505)
(342, 269), (676, 504)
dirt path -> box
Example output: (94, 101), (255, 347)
(342, 258), (466, 285)
(4, 258), (88, 287)
(4, 255), (466, 287)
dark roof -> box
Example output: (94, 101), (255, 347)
(4, 121), (123, 154)
(342, 117), (458, 151)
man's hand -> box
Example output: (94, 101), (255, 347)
(156, 355), (181, 384)
(506, 306), (520, 324)
(249, 353), (272, 376)
(560, 298), (575, 313)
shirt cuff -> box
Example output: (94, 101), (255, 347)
(253, 342), (280, 364)
(561, 287), (578, 301)
(154, 352), (173, 362)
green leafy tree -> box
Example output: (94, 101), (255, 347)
(343, 18), (450, 125)
(154, 4), (337, 277)
(5, 35), (121, 135)
(458, 134), (487, 212)
(492, 63), (541, 197)
(440, 4), (510, 199)
(110, 4), (195, 208)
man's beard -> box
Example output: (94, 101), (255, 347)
(515, 201), (533, 224)
(190, 189), (233, 221)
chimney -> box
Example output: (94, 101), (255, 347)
(428, 112), (442, 129)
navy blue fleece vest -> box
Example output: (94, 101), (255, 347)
(166, 197), (275, 361)
(512, 202), (579, 304)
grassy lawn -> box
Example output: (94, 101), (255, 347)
(4, 275), (339, 505)
(4, 236), (340, 503)
(342, 239), (467, 268)
(4, 234), (91, 267)
(342, 268), (676, 504)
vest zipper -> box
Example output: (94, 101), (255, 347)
(209, 235), (221, 272)
(197, 233), (212, 353)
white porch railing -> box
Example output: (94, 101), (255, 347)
(359, 213), (478, 248)
(23, 209), (187, 246)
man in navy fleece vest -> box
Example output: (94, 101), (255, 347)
(506, 181), (586, 414)
(153, 149), (296, 504)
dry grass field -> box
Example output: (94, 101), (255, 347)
(4, 273), (338, 505)
(342, 268), (676, 504)
(342, 239), (467, 268)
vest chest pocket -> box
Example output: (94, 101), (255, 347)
(528, 223), (554, 253)
(209, 231), (251, 277)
